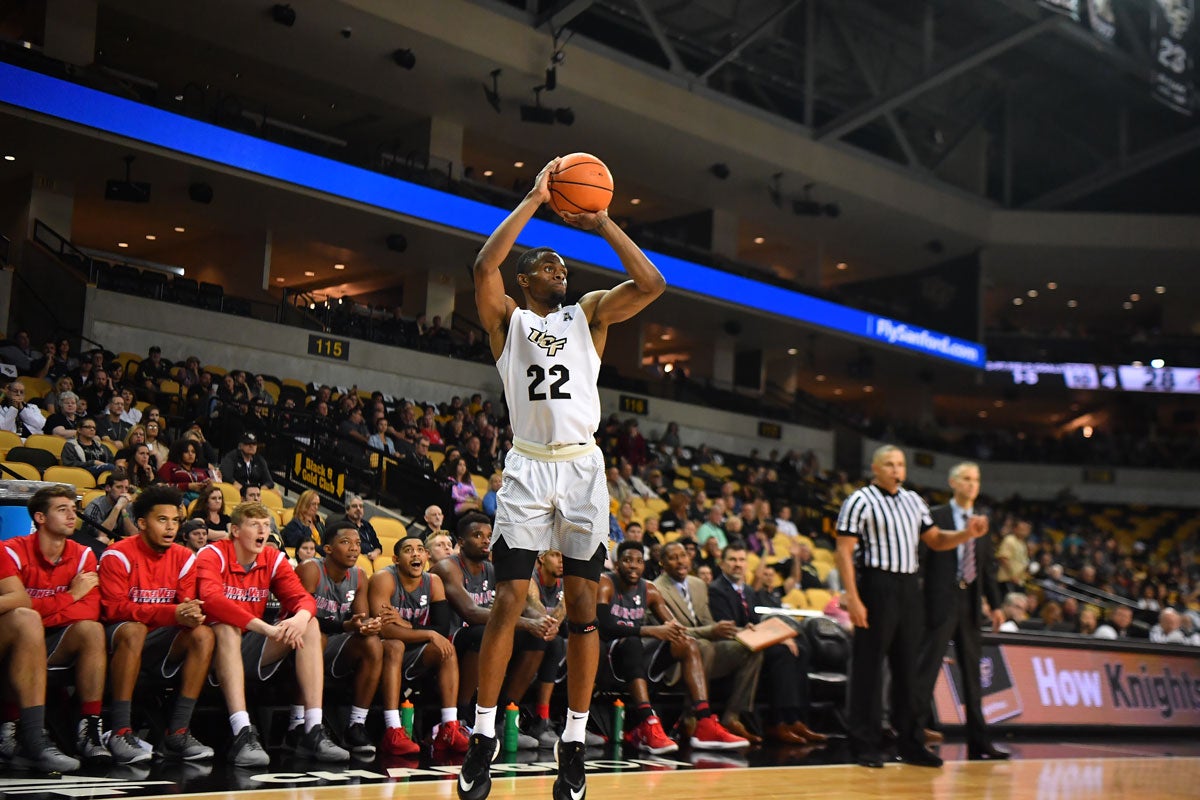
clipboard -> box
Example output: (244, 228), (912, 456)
(734, 615), (798, 652)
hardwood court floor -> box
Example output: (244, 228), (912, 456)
(3, 739), (1197, 800)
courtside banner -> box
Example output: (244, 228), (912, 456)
(935, 641), (1200, 728)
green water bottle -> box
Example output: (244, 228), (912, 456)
(612, 699), (625, 745)
(503, 702), (520, 752)
(400, 699), (414, 738)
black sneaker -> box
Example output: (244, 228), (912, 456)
(343, 723), (376, 758)
(457, 733), (499, 800)
(553, 739), (587, 800)
(284, 724), (303, 750)
(228, 725), (270, 767)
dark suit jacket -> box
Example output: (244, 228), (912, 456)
(708, 573), (760, 627)
(921, 504), (1003, 628)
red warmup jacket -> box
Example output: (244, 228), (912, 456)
(3, 533), (99, 628)
(99, 536), (198, 628)
(195, 538), (315, 630)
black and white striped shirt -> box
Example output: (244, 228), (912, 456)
(836, 483), (933, 574)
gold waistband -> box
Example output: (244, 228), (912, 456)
(512, 436), (598, 462)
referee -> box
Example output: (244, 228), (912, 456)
(835, 445), (987, 768)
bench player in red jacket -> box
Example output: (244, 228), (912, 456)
(99, 485), (216, 764)
(196, 501), (349, 766)
(5, 486), (111, 766)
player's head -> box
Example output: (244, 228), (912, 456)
(516, 247), (567, 307)
(229, 501), (273, 557)
(323, 519), (361, 568)
(132, 486), (184, 551)
(537, 548), (563, 579)
(661, 540), (690, 581)
(456, 512), (492, 561)
(614, 540), (644, 585)
(394, 535), (427, 578)
(28, 486), (77, 537)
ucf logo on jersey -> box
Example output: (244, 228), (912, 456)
(528, 328), (567, 357)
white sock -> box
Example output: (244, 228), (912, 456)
(474, 705), (497, 739)
(442, 707), (457, 724)
(229, 711), (251, 735)
(304, 708), (323, 733)
(288, 705), (305, 730)
(384, 709), (402, 729)
(562, 709), (589, 744)
(350, 706), (369, 726)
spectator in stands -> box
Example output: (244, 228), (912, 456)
(127, 443), (159, 489)
(63, 417), (118, 478)
(9, 486), (112, 765)
(250, 374), (275, 406)
(461, 434), (494, 477)
(98, 485), (216, 763)
(219, 432), (274, 491)
(157, 440), (211, 503)
(282, 490), (325, 551)
(80, 470), (137, 549)
(1149, 608), (1194, 645)
(176, 356), (202, 389)
(997, 593), (1029, 632)
(118, 389), (141, 425)
(481, 473), (502, 518)
(191, 485), (231, 542)
(450, 458), (484, 517)
(658, 421), (681, 451)
(95, 396), (133, 443)
(80, 369), (115, 417)
(46, 338), (77, 381)
(430, 514), (546, 739)
(343, 493), (383, 563)
(658, 490), (690, 537)
(295, 520), (384, 758)
(144, 419), (169, 466)
(417, 406), (444, 448)
(0, 380), (44, 438)
(606, 466), (631, 504)
(617, 419), (648, 468)
(653, 541), (764, 744)
(41, 375), (73, 414)
(709, 541), (825, 744)
(186, 372), (216, 419)
(369, 534), (471, 755)
(198, 501), (348, 765)
(598, 540), (748, 753)
(696, 504), (728, 552)
(182, 423), (220, 471)
(0, 528), (84, 771)
(0, 331), (47, 376)
(413, 504), (447, 540)
(180, 519), (208, 554)
(411, 435), (436, 478)
(616, 501), (639, 536)
(1095, 605), (1146, 639)
(114, 425), (148, 469)
(45, 390), (82, 439)
(136, 346), (171, 391)
(368, 416), (395, 454)
(336, 406), (371, 470)
(996, 519), (1032, 593)
(1077, 605), (1101, 636)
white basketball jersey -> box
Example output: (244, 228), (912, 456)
(497, 305), (601, 447)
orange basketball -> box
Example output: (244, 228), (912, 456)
(548, 153), (614, 215)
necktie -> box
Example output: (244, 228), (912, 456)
(959, 510), (977, 585)
(678, 582), (696, 624)
(734, 582), (749, 619)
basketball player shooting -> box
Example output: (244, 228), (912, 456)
(458, 156), (666, 800)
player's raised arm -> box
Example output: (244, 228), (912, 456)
(475, 158), (559, 356)
(568, 210), (666, 328)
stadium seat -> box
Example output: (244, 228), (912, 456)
(279, 507), (294, 527)
(43, 466), (97, 490)
(172, 277), (199, 305)
(470, 473), (489, 497)
(24, 434), (66, 460)
(81, 488), (105, 508)
(21, 377), (51, 400)
(260, 487), (284, 509)
(355, 554), (375, 575)
(781, 588), (809, 609)
(0, 430), (22, 459)
(203, 365), (228, 377)
(5, 447), (57, 474)
(214, 482), (242, 509)
(0, 461), (41, 481)
(371, 516), (408, 542)
(429, 451), (444, 472)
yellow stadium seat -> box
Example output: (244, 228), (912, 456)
(674, 465), (691, 478)
(262, 382), (281, 401)
(782, 588), (809, 610)
(214, 482), (242, 509)
(260, 487), (284, 509)
(96, 470), (111, 486)
(0, 431), (22, 454)
(282, 378), (307, 393)
(372, 517), (409, 542)
(0, 461), (41, 481)
(429, 451), (445, 472)
(158, 379), (182, 397)
(43, 466), (97, 490)
(805, 588), (833, 610)
(355, 554), (375, 575)
(644, 498), (668, 515)
(115, 352), (142, 370)
(100, 441), (118, 458)
(81, 488), (105, 508)
(746, 551), (760, 577)
(279, 507), (294, 527)
(813, 560), (834, 583)
(21, 377), (51, 400)
(24, 434), (66, 459)
(663, 529), (682, 544)
(471, 474), (490, 497)
(672, 478), (690, 491)
(203, 365), (228, 376)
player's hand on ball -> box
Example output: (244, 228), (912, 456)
(529, 158), (560, 205)
(558, 208), (609, 231)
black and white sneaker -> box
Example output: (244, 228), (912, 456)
(457, 733), (499, 800)
(553, 739), (587, 800)
(228, 725), (269, 767)
(343, 723), (376, 758)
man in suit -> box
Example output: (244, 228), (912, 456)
(652, 541), (763, 743)
(709, 542), (827, 745)
(914, 461), (1009, 760)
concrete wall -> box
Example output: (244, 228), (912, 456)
(862, 438), (1200, 508)
(81, 288), (836, 464)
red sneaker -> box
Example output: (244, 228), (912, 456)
(383, 726), (420, 756)
(690, 716), (749, 750)
(624, 716), (678, 755)
(433, 720), (470, 754)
